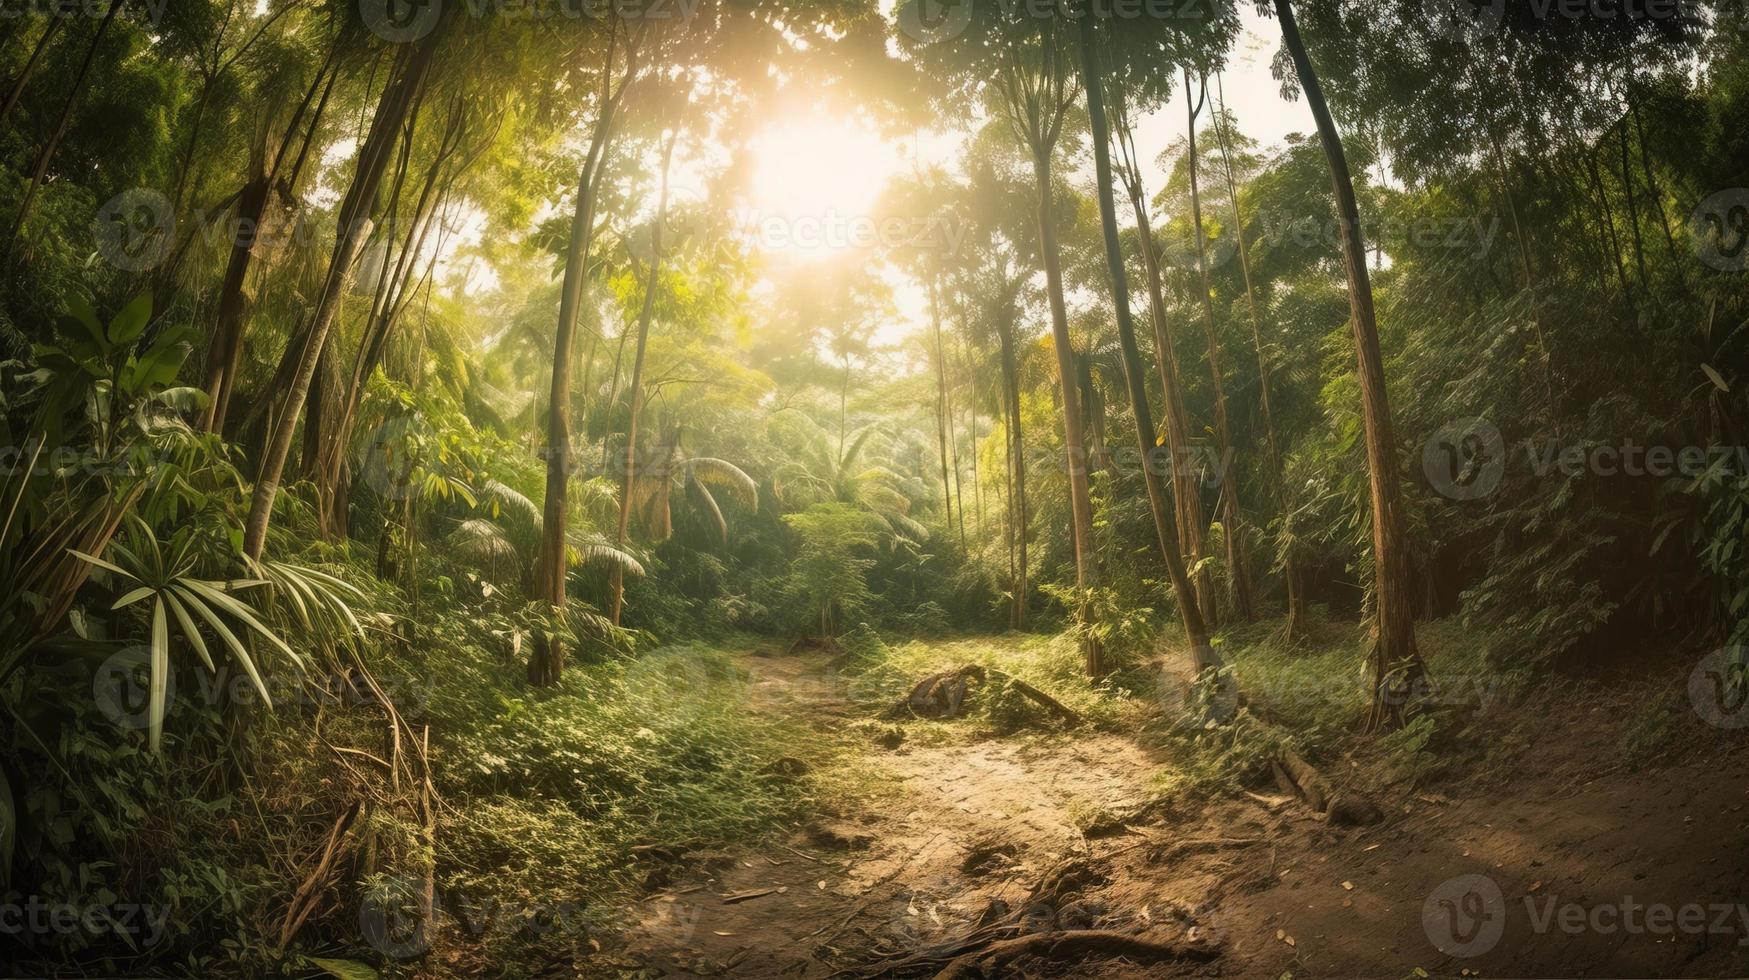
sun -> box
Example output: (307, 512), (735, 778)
(742, 115), (904, 258)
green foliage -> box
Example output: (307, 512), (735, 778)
(782, 502), (884, 636)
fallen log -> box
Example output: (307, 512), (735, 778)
(1273, 745), (1382, 826)
(884, 664), (1082, 726)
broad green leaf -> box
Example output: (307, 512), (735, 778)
(107, 293), (152, 346)
(65, 294), (104, 351)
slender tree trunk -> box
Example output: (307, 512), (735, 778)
(200, 57), (334, 434)
(966, 357), (982, 536)
(1127, 192), (1217, 626)
(609, 133), (673, 627)
(1211, 73), (1306, 641)
(242, 27), (443, 560)
(530, 28), (635, 685)
(1031, 143), (1102, 675)
(996, 301), (1027, 629)
(1184, 70), (1255, 622)
(8, 0), (122, 244)
(1276, 0), (1425, 730)
(317, 102), (478, 535)
(0, 15), (62, 130)
(1582, 145), (1632, 304)
(1077, 18), (1212, 664)
(1628, 96), (1686, 285)
(926, 273), (959, 538)
(1615, 117), (1650, 292)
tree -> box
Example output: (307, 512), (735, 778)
(241, 18), (447, 561)
(784, 502), (883, 638)
(1207, 77), (1308, 641)
(609, 130), (676, 626)
(1075, 14), (1213, 665)
(1179, 68), (1256, 622)
(529, 19), (642, 685)
(1273, 0), (1426, 729)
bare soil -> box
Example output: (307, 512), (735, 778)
(613, 646), (1749, 978)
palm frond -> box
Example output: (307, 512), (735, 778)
(448, 517), (520, 566)
(569, 533), (646, 577)
(689, 476), (729, 544)
(682, 457), (757, 509)
(887, 511), (931, 542)
(481, 479), (540, 527)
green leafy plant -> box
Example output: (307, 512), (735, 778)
(72, 517), (308, 751)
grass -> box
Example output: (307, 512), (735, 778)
(411, 634), (830, 972)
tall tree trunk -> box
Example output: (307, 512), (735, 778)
(995, 287), (1028, 629)
(609, 133), (673, 627)
(1033, 144), (1102, 675)
(529, 28), (636, 685)
(1076, 18), (1212, 664)
(1111, 89), (1217, 628)
(0, 15), (62, 130)
(1211, 72), (1306, 641)
(1615, 116), (1650, 292)
(1275, 0), (1425, 730)
(926, 273), (960, 540)
(316, 99), (481, 536)
(1184, 70), (1255, 623)
(241, 28), (443, 560)
(8, 0), (122, 244)
(201, 56), (336, 434)
(966, 354), (982, 536)
(1582, 144), (1632, 305)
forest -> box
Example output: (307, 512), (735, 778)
(1, 0), (1747, 976)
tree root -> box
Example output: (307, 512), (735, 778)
(932, 928), (1221, 979)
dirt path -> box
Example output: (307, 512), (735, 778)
(615, 647), (1749, 978)
(616, 648), (1178, 977)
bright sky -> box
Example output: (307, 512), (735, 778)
(740, 6), (1315, 350)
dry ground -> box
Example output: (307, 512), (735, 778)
(612, 643), (1749, 978)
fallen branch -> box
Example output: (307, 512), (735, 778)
(1273, 745), (1382, 826)
(276, 799), (364, 950)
